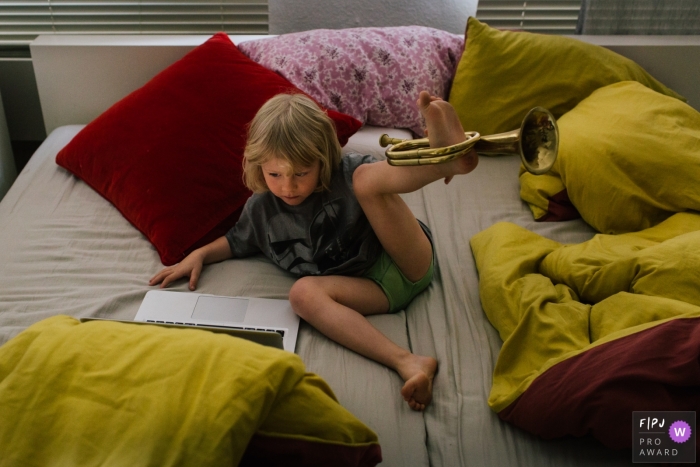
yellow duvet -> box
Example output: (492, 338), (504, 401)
(0, 316), (381, 466)
(470, 212), (700, 449)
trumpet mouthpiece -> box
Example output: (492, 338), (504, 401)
(379, 134), (404, 147)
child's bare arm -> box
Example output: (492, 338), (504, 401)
(149, 236), (232, 290)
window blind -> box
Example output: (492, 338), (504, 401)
(0, 0), (268, 50)
(476, 0), (583, 34)
(578, 0), (700, 35)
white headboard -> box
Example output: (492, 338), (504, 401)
(30, 35), (270, 135)
(30, 33), (700, 135)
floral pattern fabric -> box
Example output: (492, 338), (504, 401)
(238, 26), (464, 136)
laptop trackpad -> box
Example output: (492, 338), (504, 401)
(191, 296), (248, 323)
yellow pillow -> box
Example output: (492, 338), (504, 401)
(449, 17), (684, 136)
(0, 316), (382, 467)
(524, 81), (700, 234)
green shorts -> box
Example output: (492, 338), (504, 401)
(363, 248), (434, 313)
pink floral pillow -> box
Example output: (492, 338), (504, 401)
(238, 26), (464, 136)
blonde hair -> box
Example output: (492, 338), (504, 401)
(243, 93), (342, 193)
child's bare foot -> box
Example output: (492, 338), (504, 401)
(417, 91), (478, 183)
(398, 354), (438, 411)
(417, 91), (466, 148)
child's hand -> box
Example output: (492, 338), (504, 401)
(149, 251), (205, 291)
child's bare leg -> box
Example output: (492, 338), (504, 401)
(353, 92), (478, 281)
(289, 275), (438, 411)
(344, 92), (477, 408)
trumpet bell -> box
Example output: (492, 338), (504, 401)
(379, 107), (559, 175)
(517, 107), (558, 175)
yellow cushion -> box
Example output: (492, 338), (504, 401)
(538, 81), (700, 234)
(0, 316), (381, 467)
(449, 17), (684, 136)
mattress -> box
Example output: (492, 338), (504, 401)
(0, 124), (630, 466)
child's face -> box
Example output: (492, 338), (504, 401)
(261, 158), (321, 206)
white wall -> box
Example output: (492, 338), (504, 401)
(269, 0), (478, 35)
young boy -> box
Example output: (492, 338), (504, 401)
(150, 91), (476, 410)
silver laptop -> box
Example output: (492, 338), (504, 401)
(80, 317), (287, 350)
(131, 290), (300, 352)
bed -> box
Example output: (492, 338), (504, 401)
(1, 17), (699, 467)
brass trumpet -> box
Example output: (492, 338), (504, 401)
(379, 107), (558, 175)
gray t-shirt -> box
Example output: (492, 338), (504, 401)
(225, 153), (382, 277)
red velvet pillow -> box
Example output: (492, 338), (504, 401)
(56, 33), (362, 265)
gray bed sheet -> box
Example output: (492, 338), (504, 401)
(0, 125), (630, 466)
